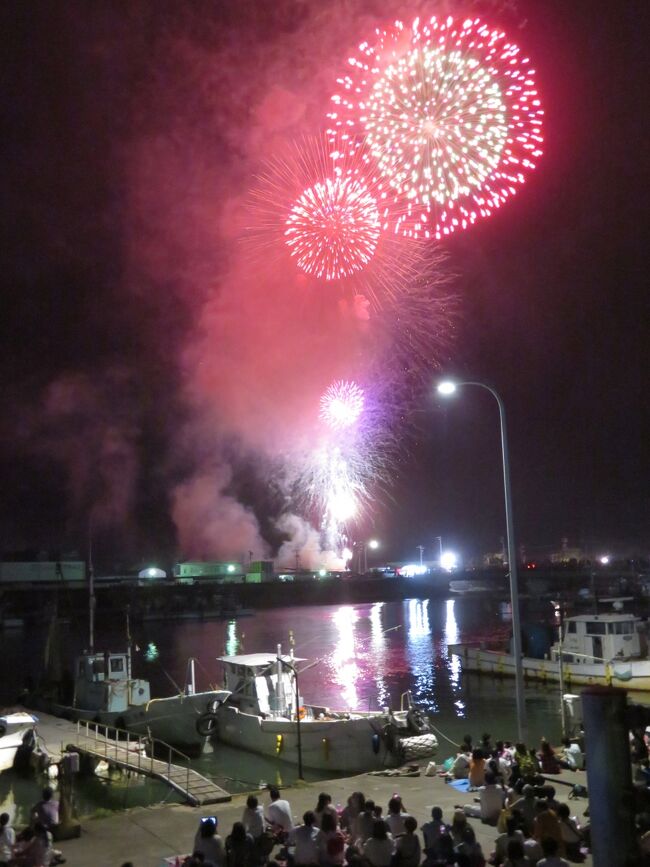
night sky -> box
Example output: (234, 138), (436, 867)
(1, 0), (648, 568)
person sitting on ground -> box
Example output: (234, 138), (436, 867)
(555, 803), (583, 862)
(340, 792), (364, 837)
(537, 836), (570, 866)
(450, 810), (468, 847)
(314, 794), (338, 830)
(558, 738), (584, 772)
(355, 800), (377, 847)
(481, 733), (493, 754)
(452, 746), (472, 780)
(288, 811), (322, 867)
(509, 785), (537, 836)
(193, 818), (224, 867)
(469, 749), (487, 789)
(492, 816), (525, 865)
(30, 788), (59, 837)
(385, 796), (410, 837)
(362, 820), (394, 867)
(421, 806), (445, 858)
(463, 771), (506, 824)
(512, 744), (536, 784)
(344, 844), (364, 867)
(319, 811), (344, 867)
(453, 824), (485, 866)
(266, 786), (294, 834)
(225, 821), (255, 867)
(242, 795), (265, 840)
(502, 838), (529, 867)
(538, 740), (561, 775)
(0, 813), (15, 867)
(533, 804), (564, 856)
(9, 826), (46, 867)
(393, 816), (420, 867)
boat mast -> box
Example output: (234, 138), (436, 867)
(88, 521), (95, 654)
(276, 643), (285, 717)
(126, 605), (132, 681)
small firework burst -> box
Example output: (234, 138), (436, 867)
(320, 380), (365, 429)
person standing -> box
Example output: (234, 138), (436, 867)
(242, 795), (265, 840)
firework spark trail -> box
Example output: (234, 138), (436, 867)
(246, 134), (429, 309)
(327, 15), (544, 239)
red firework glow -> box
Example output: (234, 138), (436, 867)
(327, 16), (544, 239)
(285, 177), (380, 280)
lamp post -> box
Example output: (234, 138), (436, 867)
(437, 379), (527, 741)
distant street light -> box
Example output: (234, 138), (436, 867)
(440, 551), (458, 571)
(368, 539), (379, 550)
(437, 378), (527, 742)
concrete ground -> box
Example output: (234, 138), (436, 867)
(55, 769), (593, 867)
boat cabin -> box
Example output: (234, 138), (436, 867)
(217, 653), (305, 719)
(74, 651), (150, 713)
(555, 614), (644, 664)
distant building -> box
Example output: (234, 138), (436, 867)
(550, 537), (584, 564)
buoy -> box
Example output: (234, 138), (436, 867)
(276, 734), (283, 754)
(196, 713), (219, 738)
(372, 733), (380, 754)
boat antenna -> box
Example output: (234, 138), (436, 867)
(126, 605), (132, 681)
(88, 519), (95, 654)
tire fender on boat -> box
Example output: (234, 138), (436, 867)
(196, 712), (219, 738)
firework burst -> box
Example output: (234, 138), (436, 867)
(247, 135), (427, 308)
(328, 16), (544, 239)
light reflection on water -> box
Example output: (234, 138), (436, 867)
(1, 596), (597, 813)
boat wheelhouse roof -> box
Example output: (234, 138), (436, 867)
(566, 613), (640, 622)
(217, 653), (306, 668)
(0, 712), (37, 726)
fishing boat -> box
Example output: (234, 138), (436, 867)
(203, 646), (437, 773)
(27, 564), (230, 756)
(0, 711), (38, 771)
(448, 608), (650, 691)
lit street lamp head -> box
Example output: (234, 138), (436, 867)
(437, 380), (457, 396)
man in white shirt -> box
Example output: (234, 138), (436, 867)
(266, 786), (294, 832)
(462, 771), (505, 823)
(0, 812), (15, 864)
(289, 811), (322, 866)
(559, 737), (584, 770)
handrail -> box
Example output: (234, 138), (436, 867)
(74, 719), (192, 796)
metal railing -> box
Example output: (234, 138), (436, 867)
(70, 719), (192, 798)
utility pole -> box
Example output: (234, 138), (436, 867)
(417, 545), (425, 566)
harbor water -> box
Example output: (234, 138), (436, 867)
(0, 595), (595, 815)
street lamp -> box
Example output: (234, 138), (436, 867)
(437, 378), (527, 741)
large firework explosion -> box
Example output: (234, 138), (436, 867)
(320, 379), (365, 429)
(247, 134), (428, 309)
(327, 15), (544, 239)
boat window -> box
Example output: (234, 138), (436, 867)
(567, 622), (577, 634)
(92, 659), (105, 675)
(110, 658), (124, 673)
(612, 622), (634, 635)
(587, 621), (607, 635)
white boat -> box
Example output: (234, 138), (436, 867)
(208, 647), (437, 773)
(448, 610), (650, 691)
(0, 712), (38, 771)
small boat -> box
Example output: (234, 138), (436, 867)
(448, 608), (650, 691)
(0, 711), (38, 771)
(206, 646), (437, 773)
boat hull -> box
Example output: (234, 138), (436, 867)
(28, 691), (228, 757)
(214, 705), (435, 772)
(448, 644), (650, 691)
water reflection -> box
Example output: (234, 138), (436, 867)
(369, 603), (389, 708)
(330, 606), (360, 708)
(443, 599), (465, 715)
(226, 620), (239, 656)
(405, 599), (436, 712)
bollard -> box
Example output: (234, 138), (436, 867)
(582, 686), (635, 867)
